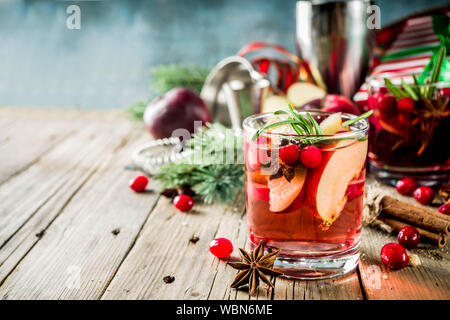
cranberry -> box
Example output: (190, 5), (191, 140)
(413, 186), (435, 205)
(300, 146), (322, 168)
(368, 92), (384, 110)
(397, 113), (410, 126)
(379, 95), (397, 114)
(209, 238), (233, 258)
(396, 97), (415, 113)
(256, 135), (270, 145)
(173, 194), (194, 212)
(438, 203), (450, 215)
(279, 144), (300, 165)
(395, 177), (417, 196)
(129, 175), (148, 192)
(398, 226), (420, 248)
(441, 88), (450, 97)
(380, 243), (409, 270)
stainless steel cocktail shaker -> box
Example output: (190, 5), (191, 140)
(296, 0), (375, 98)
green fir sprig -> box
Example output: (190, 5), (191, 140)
(127, 64), (211, 119)
(154, 123), (245, 204)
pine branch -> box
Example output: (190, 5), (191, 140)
(154, 123), (245, 204)
(126, 64), (210, 119)
(150, 64), (210, 94)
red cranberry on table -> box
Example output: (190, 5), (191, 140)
(380, 243), (409, 270)
(173, 194), (194, 212)
(129, 175), (149, 193)
(279, 144), (300, 165)
(398, 226), (420, 248)
(438, 203), (450, 215)
(209, 238), (233, 258)
(413, 186), (435, 205)
(396, 97), (415, 113)
(300, 146), (322, 168)
(395, 178), (417, 196)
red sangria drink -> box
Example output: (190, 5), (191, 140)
(366, 73), (450, 186)
(243, 108), (370, 279)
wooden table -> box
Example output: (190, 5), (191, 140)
(0, 107), (448, 300)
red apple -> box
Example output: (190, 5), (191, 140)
(322, 94), (361, 115)
(268, 166), (307, 212)
(143, 87), (211, 139)
(305, 139), (368, 224)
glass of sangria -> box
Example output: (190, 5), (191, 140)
(243, 109), (369, 279)
(365, 73), (450, 186)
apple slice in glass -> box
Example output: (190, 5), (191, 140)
(268, 166), (307, 212)
(306, 139), (368, 224)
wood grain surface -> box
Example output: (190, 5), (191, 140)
(0, 108), (448, 300)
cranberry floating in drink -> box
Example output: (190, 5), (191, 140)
(243, 107), (370, 279)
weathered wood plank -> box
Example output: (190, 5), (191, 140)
(0, 111), (132, 248)
(358, 178), (450, 300)
(0, 119), (160, 299)
(358, 227), (450, 300)
(0, 109), (447, 300)
(0, 113), (141, 284)
(0, 108), (86, 185)
(102, 188), (363, 300)
(101, 191), (247, 299)
(273, 272), (363, 300)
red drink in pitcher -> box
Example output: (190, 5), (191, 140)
(243, 110), (369, 279)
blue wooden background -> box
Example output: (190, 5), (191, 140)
(0, 0), (448, 109)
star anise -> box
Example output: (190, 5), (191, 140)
(227, 241), (282, 296)
(411, 96), (450, 155)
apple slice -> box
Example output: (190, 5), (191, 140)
(268, 166), (307, 212)
(320, 112), (342, 134)
(306, 139), (368, 224)
(262, 94), (291, 113)
(287, 82), (326, 107)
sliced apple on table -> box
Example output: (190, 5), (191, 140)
(305, 139), (368, 224)
(268, 166), (307, 212)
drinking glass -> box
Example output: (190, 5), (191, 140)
(365, 74), (450, 186)
(243, 111), (369, 279)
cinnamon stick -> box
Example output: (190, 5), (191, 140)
(377, 216), (448, 247)
(380, 196), (450, 235)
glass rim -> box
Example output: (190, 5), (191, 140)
(367, 71), (450, 89)
(242, 109), (369, 140)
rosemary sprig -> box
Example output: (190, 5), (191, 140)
(253, 105), (323, 143)
(384, 79), (408, 98)
(253, 106), (372, 144)
(383, 44), (447, 100)
(342, 110), (373, 126)
(425, 45), (446, 98)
